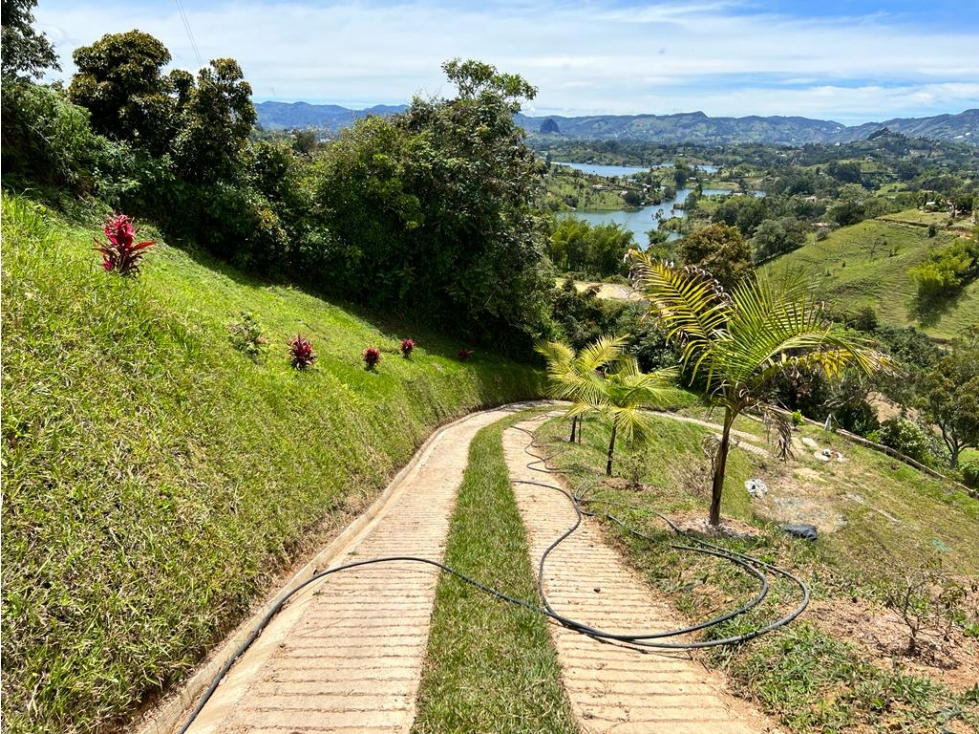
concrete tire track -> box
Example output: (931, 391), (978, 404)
(151, 404), (780, 734)
(503, 416), (781, 734)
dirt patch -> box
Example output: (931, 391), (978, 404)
(753, 469), (849, 534)
(869, 391), (919, 423)
(665, 509), (762, 540)
(806, 598), (979, 693)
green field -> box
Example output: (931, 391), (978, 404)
(0, 194), (544, 734)
(762, 216), (979, 340)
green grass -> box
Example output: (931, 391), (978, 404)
(761, 216), (979, 340)
(533, 412), (979, 732)
(0, 193), (545, 734)
(411, 415), (578, 734)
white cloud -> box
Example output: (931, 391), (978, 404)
(35, 0), (979, 123)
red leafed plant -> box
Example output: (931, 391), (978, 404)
(362, 346), (381, 370)
(94, 214), (155, 277)
(400, 338), (415, 359)
(289, 334), (316, 369)
(458, 348), (473, 362)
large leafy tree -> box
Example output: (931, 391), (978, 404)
(312, 58), (550, 350)
(919, 336), (979, 468)
(68, 30), (177, 155)
(630, 253), (885, 525)
(172, 58), (256, 183)
(678, 222), (754, 291)
(1, 0), (59, 80)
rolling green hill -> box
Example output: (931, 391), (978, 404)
(761, 216), (979, 340)
(0, 194), (544, 734)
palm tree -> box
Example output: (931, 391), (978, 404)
(536, 336), (624, 443)
(630, 254), (887, 526)
(538, 336), (677, 475)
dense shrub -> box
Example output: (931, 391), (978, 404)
(960, 461), (979, 489)
(877, 417), (933, 464)
(909, 239), (979, 301)
(1, 81), (104, 192)
(547, 217), (633, 278)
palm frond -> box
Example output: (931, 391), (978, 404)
(629, 253), (728, 381)
(759, 403), (794, 462)
(722, 275), (885, 386)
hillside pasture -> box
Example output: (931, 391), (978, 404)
(762, 216), (979, 340)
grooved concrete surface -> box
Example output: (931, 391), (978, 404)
(182, 405), (525, 734)
(503, 418), (778, 734)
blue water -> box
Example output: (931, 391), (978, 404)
(554, 162), (649, 177)
(555, 161), (719, 176)
(575, 188), (732, 246)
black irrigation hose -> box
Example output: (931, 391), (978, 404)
(513, 424), (810, 649)
(178, 418), (809, 732)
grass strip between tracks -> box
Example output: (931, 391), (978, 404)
(412, 414), (579, 734)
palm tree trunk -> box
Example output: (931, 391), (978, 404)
(577, 416), (584, 443)
(606, 423), (617, 476)
(709, 410), (736, 526)
(569, 416), (577, 442)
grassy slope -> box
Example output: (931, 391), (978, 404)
(761, 217), (979, 340)
(535, 414), (979, 732)
(0, 194), (544, 734)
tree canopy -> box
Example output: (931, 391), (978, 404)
(68, 30), (176, 155)
(1, 0), (59, 80)
(678, 222), (754, 291)
(310, 59), (550, 350)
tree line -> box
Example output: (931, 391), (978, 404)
(2, 5), (555, 353)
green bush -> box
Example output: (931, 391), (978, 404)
(878, 417), (933, 464)
(1, 81), (104, 192)
(227, 312), (268, 359)
(909, 239), (979, 300)
(961, 461), (979, 489)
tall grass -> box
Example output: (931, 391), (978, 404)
(0, 193), (544, 734)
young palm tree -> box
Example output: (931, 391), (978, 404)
(630, 254), (887, 526)
(536, 336), (625, 443)
(537, 336), (677, 475)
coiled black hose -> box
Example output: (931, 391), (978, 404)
(514, 424), (810, 649)
(177, 418), (809, 732)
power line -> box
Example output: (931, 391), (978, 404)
(173, 0), (204, 69)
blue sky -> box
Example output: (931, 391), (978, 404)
(35, 0), (979, 125)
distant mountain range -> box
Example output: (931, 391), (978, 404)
(254, 101), (978, 146)
(255, 101), (409, 131)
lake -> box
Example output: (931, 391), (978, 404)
(555, 161), (719, 176)
(575, 187), (732, 245)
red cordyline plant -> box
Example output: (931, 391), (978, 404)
(289, 334), (316, 369)
(363, 346), (381, 370)
(94, 214), (155, 277)
(400, 338), (415, 359)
